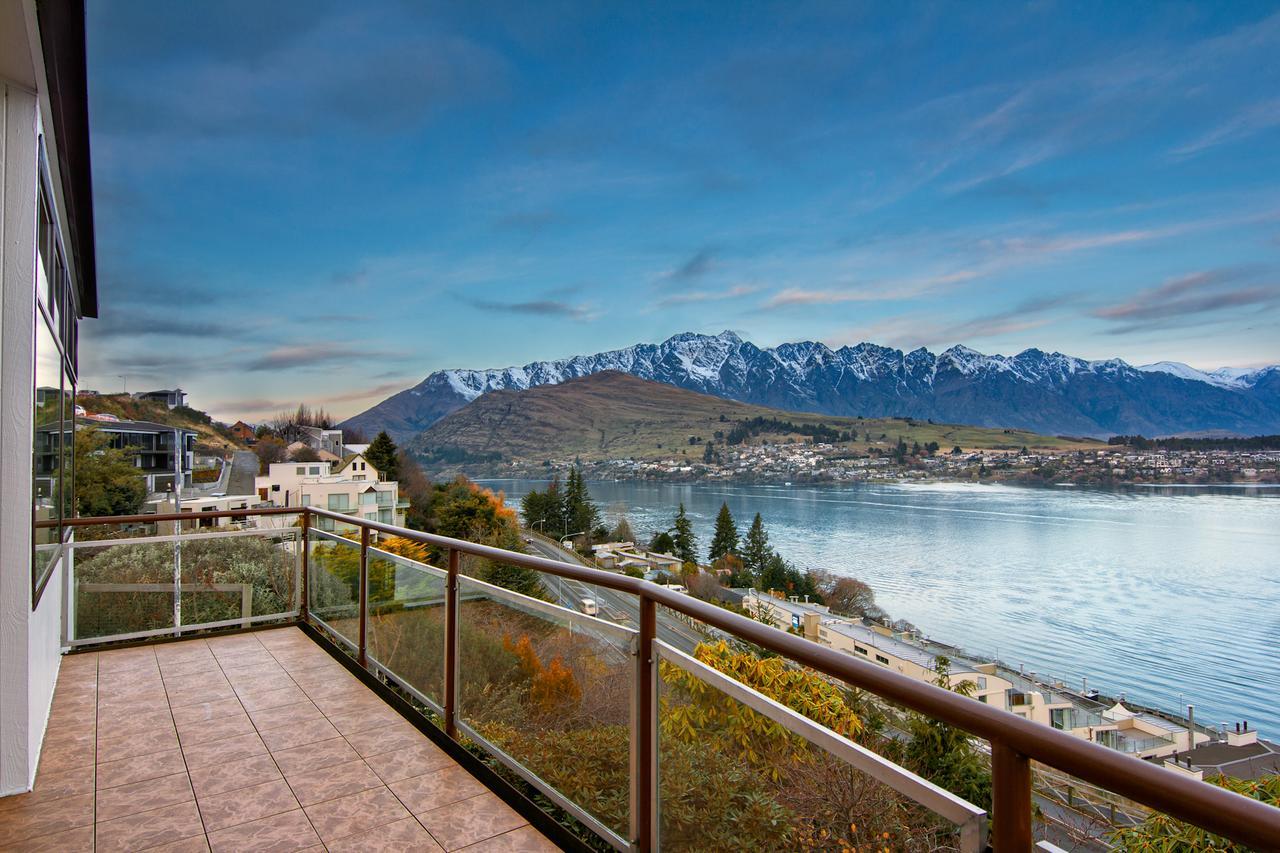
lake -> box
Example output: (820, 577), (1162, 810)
(483, 478), (1280, 737)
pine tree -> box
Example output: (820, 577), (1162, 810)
(671, 503), (698, 565)
(741, 513), (771, 586)
(562, 466), (600, 540)
(364, 431), (400, 482)
(708, 503), (739, 563)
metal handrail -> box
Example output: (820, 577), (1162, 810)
(59, 505), (1280, 850)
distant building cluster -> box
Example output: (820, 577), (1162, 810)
(502, 443), (1280, 486)
(742, 591), (1275, 778)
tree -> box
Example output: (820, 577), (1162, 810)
(649, 530), (675, 555)
(519, 477), (565, 537)
(822, 577), (879, 618)
(951, 445), (963, 455)
(707, 503), (739, 563)
(609, 516), (634, 543)
(74, 428), (147, 517)
(562, 467), (601, 541)
(253, 435), (287, 474)
(364, 431), (400, 482)
(671, 503), (698, 565)
(741, 513), (771, 585)
(902, 657), (992, 812)
(289, 445), (321, 463)
(1111, 774), (1279, 851)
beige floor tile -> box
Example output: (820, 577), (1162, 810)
(271, 736), (360, 776)
(327, 815), (444, 852)
(94, 800), (204, 853)
(258, 716), (339, 752)
(96, 747), (187, 790)
(188, 752), (282, 798)
(182, 730), (267, 770)
(457, 825), (560, 852)
(303, 785), (411, 844)
(197, 778), (300, 832)
(176, 710), (256, 747)
(364, 742), (457, 785)
(205, 807), (320, 853)
(0, 792), (94, 847)
(282, 758), (382, 807)
(416, 793), (527, 852)
(95, 771), (193, 822)
(387, 765), (485, 812)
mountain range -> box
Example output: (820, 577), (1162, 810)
(407, 371), (1092, 469)
(342, 331), (1280, 441)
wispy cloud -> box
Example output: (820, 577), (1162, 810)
(660, 248), (717, 282)
(1170, 97), (1280, 159)
(829, 295), (1070, 350)
(243, 344), (399, 372)
(456, 294), (599, 321)
(656, 284), (759, 308)
(1092, 267), (1280, 334)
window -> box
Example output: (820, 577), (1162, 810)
(301, 494), (311, 507)
(977, 676), (988, 689)
(352, 475), (366, 481)
(328, 494), (350, 511)
(376, 491), (393, 506)
(309, 466), (320, 475)
(854, 645), (868, 655)
(875, 655), (890, 666)
(296, 466), (305, 475)
(31, 154), (78, 607)
(378, 508), (393, 524)
(364, 512), (377, 521)
(360, 491), (377, 506)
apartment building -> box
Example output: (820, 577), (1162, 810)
(77, 417), (197, 493)
(0, 0), (96, 794)
(745, 591), (1013, 707)
(255, 454), (407, 532)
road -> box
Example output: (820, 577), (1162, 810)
(523, 537), (706, 654)
(226, 450), (259, 495)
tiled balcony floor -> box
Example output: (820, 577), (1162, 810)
(0, 628), (561, 852)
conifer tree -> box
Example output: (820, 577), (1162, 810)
(364, 431), (400, 482)
(562, 466), (600, 540)
(741, 513), (771, 585)
(708, 502), (739, 563)
(671, 503), (698, 565)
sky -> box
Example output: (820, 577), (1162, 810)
(83, 1), (1280, 422)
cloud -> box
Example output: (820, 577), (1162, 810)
(1170, 97), (1280, 159)
(762, 287), (892, 309)
(456, 294), (598, 321)
(1092, 268), (1280, 334)
(85, 312), (253, 341)
(242, 344), (399, 372)
(661, 248), (717, 282)
(656, 285), (760, 308)
(829, 295), (1070, 350)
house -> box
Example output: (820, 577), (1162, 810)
(228, 420), (256, 443)
(132, 387), (186, 408)
(68, 418), (198, 493)
(254, 455), (407, 535)
(0, 0), (98, 792)
(590, 541), (684, 574)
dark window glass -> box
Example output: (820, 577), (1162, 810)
(34, 317), (63, 589)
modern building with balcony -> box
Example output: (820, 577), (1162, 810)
(3, 4), (1280, 852)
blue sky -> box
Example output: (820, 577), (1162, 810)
(84, 1), (1280, 421)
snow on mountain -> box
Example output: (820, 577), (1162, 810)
(343, 331), (1280, 441)
(1137, 361), (1279, 390)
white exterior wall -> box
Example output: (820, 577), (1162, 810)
(1, 22), (65, 793)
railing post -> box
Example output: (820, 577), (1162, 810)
(300, 508), (309, 622)
(635, 594), (657, 852)
(444, 547), (460, 738)
(991, 740), (1032, 851)
(358, 525), (369, 667)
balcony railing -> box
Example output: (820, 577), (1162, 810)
(46, 506), (1280, 851)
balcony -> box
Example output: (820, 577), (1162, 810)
(15, 506), (1280, 852)
(0, 629), (557, 851)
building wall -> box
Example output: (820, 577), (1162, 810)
(0, 74), (42, 798)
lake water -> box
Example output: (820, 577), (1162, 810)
(483, 478), (1280, 737)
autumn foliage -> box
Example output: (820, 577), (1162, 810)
(503, 633), (582, 717)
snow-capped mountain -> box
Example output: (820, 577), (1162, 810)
(342, 331), (1280, 441)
